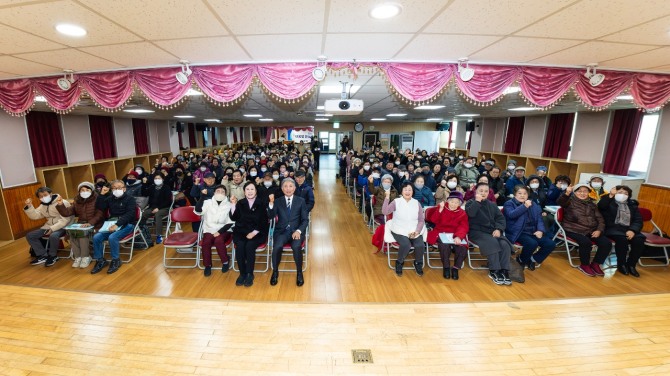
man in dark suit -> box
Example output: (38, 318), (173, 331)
(268, 178), (309, 287)
(310, 137), (322, 171)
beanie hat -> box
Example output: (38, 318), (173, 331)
(94, 173), (106, 181)
(78, 181), (95, 191)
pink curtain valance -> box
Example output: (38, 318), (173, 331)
(0, 62), (669, 116)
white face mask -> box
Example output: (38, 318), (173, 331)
(261, 167), (267, 172)
(135, 169), (143, 174)
(213, 193), (226, 202)
(200, 167), (207, 172)
(40, 196), (52, 204)
(371, 173), (380, 179)
(507, 165), (515, 171)
(447, 181), (458, 189)
(614, 193), (628, 203)
(272, 175), (280, 180)
(263, 181), (273, 188)
(363, 165), (370, 171)
(80, 191), (92, 199)
(395, 161), (400, 165)
(591, 182), (602, 189)
(530, 183), (540, 189)
(464, 163), (473, 169)
(112, 189), (124, 198)
(239, 168), (245, 173)
(559, 183), (568, 190)
(250, 171), (257, 177)
(154, 179), (163, 186)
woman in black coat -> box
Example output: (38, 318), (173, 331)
(597, 185), (646, 277)
(229, 181), (270, 287)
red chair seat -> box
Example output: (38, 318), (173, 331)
(643, 233), (670, 246)
(120, 230), (140, 242)
(164, 232), (198, 246)
(256, 243), (267, 251)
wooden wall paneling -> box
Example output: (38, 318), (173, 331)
(2, 182), (46, 239)
(0, 188), (14, 241)
(638, 184), (670, 234)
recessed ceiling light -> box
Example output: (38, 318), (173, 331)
(317, 105), (325, 110)
(315, 118), (329, 121)
(124, 109), (155, 114)
(371, 118), (386, 121)
(369, 2), (402, 19)
(204, 118), (221, 122)
(174, 115), (195, 118)
(34, 95), (47, 102)
(244, 114), (262, 118)
(456, 113), (480, 117)
(616, 95), (633, 100)
(333, 122), (340, 129)
(55, 23), (87, 37)
(503, 87), (521, 95)
(508, 107), (541, 112)
(426, 118), (443, 121)
(259, 118), (273, 122)
(186, 88), (203, 96)
(316, 113), (333, 117)
(415, 105), (445, 110)
(319, 85), (360, 94)
(387, 113), (407, 117)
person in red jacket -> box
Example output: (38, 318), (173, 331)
(426, 191), (469, 280)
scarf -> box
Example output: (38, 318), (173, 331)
(615, 201), (631, 227)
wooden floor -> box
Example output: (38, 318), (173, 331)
(1, 156), (670, 374)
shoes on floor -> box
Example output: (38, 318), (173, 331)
(443, 268), (450, 279)
(244, 273), (254, 287)
(395, 260), (403, 277)
(270, 271), (278, 286)
(204, 266), (212, 277)
(578, 264), (596, 277)
(156, 235), (163, 244)
(235, 273), (245, 286)
(488, 270), (505, 285)
(107, 258), (121, 274)
(44, 256), (58, 267)
(79, 257), (91, 268)
(221, 262), (230, 273)
(501, 270), (512, 285)
(628, 265), (640, 278)
(617, 264), (629, 276)
(590, 263), (605, 276)
(451, 268), (459, 280)
(72, 257), (81, 268)
(296, 272), (304, 287)
(30, 255), (47, 266)
(90, 258), (108, 274)
(414, 261), (424, 277)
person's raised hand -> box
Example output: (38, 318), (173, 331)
(201, 188), (208, 195)
(524, 200), (532, 208)
(438, 200), (445, 211)
(222, 175), (228, 182)
(194, 177), (201, 185)
(565, 185), (573, 195)
(368, 175), (374, 183)
(142, 177), (148, 184)
(100, 186), (110, 195)
(610, 187), (617, 197)
(24, 198), (32, 206)
(230, 196), (238, 205)
(55, 194), (63, 205)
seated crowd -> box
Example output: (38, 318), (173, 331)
(340, 145), (648, 285)
(23, 139), (318, 287)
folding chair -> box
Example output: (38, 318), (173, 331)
(383, 219), (425, 270)
(163, 206), (201, 268)
(231, 220), (272, 273)
(423, 207), (442, 269)
(197, 228), (234, 270)
(271, 219), (309, 272)
(42, 234), (73, 260)
(368, 195), (378, 232)
(638, 207), (670, 267)
(145, 191), (177, 238)
(551, 207), (610, 268)
(102, 206), (148, 263)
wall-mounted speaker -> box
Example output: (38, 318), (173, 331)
(176, 122), (184, 133)
(466, 121), (475, 132)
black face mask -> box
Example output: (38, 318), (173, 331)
(96, 181), (106, 188)
(176, 171), (184, 177)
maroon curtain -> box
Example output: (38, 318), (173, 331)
(504, 117), (525, 154)
(239, 127), (244, 142)
(542, 113), (575, 159)
(89, 115), (116, 160)
(188, 123), (196, 148)
(232, 127), (238, 143)
(603, 109), (644, 175)
(132, 118), (149, 155)
(26, 111), (67, 168)
(211, 128), (217, 146)
(178, 129), (183, 149)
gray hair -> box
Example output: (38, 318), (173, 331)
(381, 174), (394, 183)
(281, 178), (297, 188)
(110, 179), (125, 188)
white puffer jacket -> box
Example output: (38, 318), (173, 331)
(195, 198), (235, 235)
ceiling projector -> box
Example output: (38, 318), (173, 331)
(324, 99), (364, 115)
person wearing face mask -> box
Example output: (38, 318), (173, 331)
(24, 186), (75, 267)
(546, 175), (571, 206)
(419, 163), (437, 192)
(598, 185), (646, 277)
(248, 166), (260, 185)
(464, 175), (497, 203)
(426, 191), (469, 280)
(502, 160), (517, 181)
(488, 167), (506, 205)
(505, 166), (526, 196)
(193, 161), (212, 183)
(194, 185), (235, 277)
(91, 180), (138, 275)
(504, 185), (556, 271)
(138, 173), (173, 244)
(258, 172), (282, 202)
(535, 166), (553, 190)
(455, 157), (479, 190)
(171, 167), (193, 205)
(209, 158), (224, 183)
(588, 176), (608, 202)
(525, 176), (547, 208)
(94, 174), (110, 194)
(56, 182), (105, 269)
(558, 183), (612, 277)
(133, 165), (148, 182)
(368, 174), (398, 225)
(412, 175), (435, 208)
(294, 171), (315, 212)
(359, 165), (380, 217)
(434, 174), (464, 204)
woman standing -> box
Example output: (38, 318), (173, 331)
(426, 191), (469, 280)
(597, 185), (645, 277)
(503, 185), (556, 271)
(382, 182), (426, 277)
(55, 182), (105, 268)
(229, 182), (270, 287)
(466, 182), (513, 286)
(194, 185), (234, 277)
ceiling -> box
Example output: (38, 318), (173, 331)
(4, 0), (670, 123)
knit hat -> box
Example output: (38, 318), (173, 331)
(127, 171), (139, 178)
(508, 159), (517, 165)
(573, 183), (591, 192)
(78, 181), (95, 191)
(446, 191), (464, 204)
(514, 166), (526, 172)
(536, 165), (548, 172)
(204, 172), (215, 179)
(94, 173), (106, 181)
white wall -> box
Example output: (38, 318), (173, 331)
(148, 120), (160, 153)
(571, 111), (612, 163)
(414, 131), (440, 153)
(61, 115), (94, 163)
(0, 113), (36, 187)
(647, 108), (670, 187)
(520, 115), (548, 157)
(493, 118), (507, 152)
(113, 117), (135, 157)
